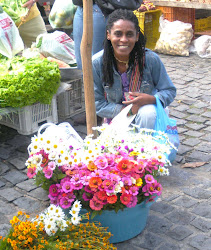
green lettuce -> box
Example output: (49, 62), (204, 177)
(0, 56), (61, 108)
(0, 0), (28, 24)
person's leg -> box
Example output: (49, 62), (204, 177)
(92, 4), (107, 56)
(19, 15), (47, 48)
(134, 104), (157, 129)
(73, 7), (83, 69)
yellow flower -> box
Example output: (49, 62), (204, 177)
(136, 178), (143, 187)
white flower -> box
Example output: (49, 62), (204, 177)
(44, 219), (57, 236)
(57, 219), (68, 231)
(71, 200), (82, 212)
(71, 215), (81, 225)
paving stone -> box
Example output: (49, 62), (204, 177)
(183, 187), (211, 200)
(0, 200), (17, 215)
(174, 105), (189, 112)
(190, 217), (211, 232)
(200, 134), (211, 142)
(177, 127), (188, 134)
(0, 188), (23, 202)
(16, 179), (37, 192)
(182, 138), (201, 147)
(186, 150), (211, 162)
(0, 224), (11, 238)
(130, 232), (163, 249)
(162, 193), (180, 202)
(185, 123), (206, 130)
(3, 170), (28, 185)
(175, 119), (187, 126)
(188, 234), (211, 250)
(146, 215), (173, 234)
(29, 187), (49, 201)
(0, 147), (12, 160)
(201, 95), (211, 102)
(150, 201), (175, 214)
(9, 157), (27, 170)
(186, 108), (202, 115)
(6, 135), (31, 148)
(13, 196), (46, 214)
(0, 212), (10, 224)
(191, 202), (211, 219)
(177, 145), (192, 155)
(180, 98), (195, 105)
(157, 242), (181, 250)
(184, 130), (204, 138)
(115, 243), (143, 250)
(186, 92), (202, 98)
(170, 110), (187, 119)
(205, 120), (211, 126)
(202, 111), (211, 118)
(186, 115), (208, 123)
(0, 180), (6, 188)
(166, 225), (193, 241)
(172, 196), (198, 208)
(194, 101), (209, 109)
(0, 162), (10, 175)
(165, 210), (196, 225)
(195, 142), (211, 153)
(204, 126), (211, 132)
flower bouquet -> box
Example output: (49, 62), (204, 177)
(0, 200), (115, 250)
(26, 122), (173, 219)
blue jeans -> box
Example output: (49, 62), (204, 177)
(73, 4), (107, 69)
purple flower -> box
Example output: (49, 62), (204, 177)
(49, 184), (60, 197)
(94, 156), (108, 169)
(62, 181), (73, 193)
(145, 174), (155, 184)
(59, 197), (72, 209)
(44, 167), (53, 179)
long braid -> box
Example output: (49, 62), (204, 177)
(102, 9), (146, 87)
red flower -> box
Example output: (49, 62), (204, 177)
(90, 198), (104, 210)
(89, 177), (102, 188)
(107, 195), (117, 204)
(117, 159), (134, 173)
(120, 193), (132, 205)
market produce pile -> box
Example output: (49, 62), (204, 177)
(0, 56), (61, 108)
(0, 0), (28, 25)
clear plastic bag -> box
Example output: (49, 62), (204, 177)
(0, 11), (24, 58)
(49, 0), (77, 29)
(154, 16), (193, 56)
(36, 31), (76, 65)
(189, 35), (211, 58)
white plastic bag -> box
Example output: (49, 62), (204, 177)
(154, 15), (193, 56)
(49, 0), (77, 29)
(189, 35), (211, 58)
(0, 11), (24, 58)
(36, 31), (76, 65)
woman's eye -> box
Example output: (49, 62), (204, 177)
(127, 32), (134, 37)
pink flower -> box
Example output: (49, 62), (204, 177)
(27, 167), (36, 178)
(43, 167), (53, 179)
(120, 193), (132, 206)
(127, 195), (138, 208)
(145, 174), (155, 184)
(90, 198), (104, 210)
(142, 183), (156, 196)
(82, 192), (93, 201)
(70, 174), (81, 185)
(62, 181), (73, 193)
(154, 182), (163, 196)
(146, 195), (157, 204)
(129, 186), (139, 196)
(122, 177), (132, 186)
(49, 184), (60, 197)
(48, 161), (56, 170)
(72, 182), (83, 190)
(59, 197), (72, 209)
(94, 156), (108, 169)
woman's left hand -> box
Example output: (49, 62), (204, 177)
(22, 0), (36, 9)
(122, 92), (156, 114)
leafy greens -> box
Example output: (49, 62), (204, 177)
(0, 56), (61, 108)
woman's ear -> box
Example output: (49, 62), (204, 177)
(107, 30), (110, 40)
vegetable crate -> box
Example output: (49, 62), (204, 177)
(0, 96), (58, 135)
(156, 6), (195, 31)
(57, 78), (85, 119)
(195, 17), (211, 32)
(134, 9), (162, 50)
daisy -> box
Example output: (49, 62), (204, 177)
(71, 215), (81, 225)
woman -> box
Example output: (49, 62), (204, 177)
(73, 0), (107, 70)
(92, 9), (176, 129)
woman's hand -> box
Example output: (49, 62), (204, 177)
(22, 0), (37, 9)
(122, 92), (156, 115)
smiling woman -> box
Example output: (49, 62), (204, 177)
(92, 9), (176, 129)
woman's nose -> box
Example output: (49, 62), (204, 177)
(120, 35), (128, 42)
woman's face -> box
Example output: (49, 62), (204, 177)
(107, 19), (139, 60)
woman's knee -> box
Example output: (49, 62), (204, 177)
(135, 105), (156, 129)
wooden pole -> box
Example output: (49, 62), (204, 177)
(81, 0), (97, 137)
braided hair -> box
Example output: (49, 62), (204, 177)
(103, 9), (146, 87)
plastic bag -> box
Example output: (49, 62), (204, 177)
(49, 0), (77, 29)
(36, 31), (76, 65)
(154, 15), (193, 56)
(154, 96), (179, 162)
(189, 35), (211, 58)
(0, 10), (24, 58)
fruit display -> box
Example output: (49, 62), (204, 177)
(137, 1), (156, 12)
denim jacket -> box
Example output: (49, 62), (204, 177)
(92, 49), (176, 119)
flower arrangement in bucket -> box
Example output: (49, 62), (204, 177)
(26, 122), (173, 242)
(0, 200), (115, 250)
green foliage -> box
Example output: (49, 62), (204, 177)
(0, 0), (28, 24)
(0, 56), (61, 108)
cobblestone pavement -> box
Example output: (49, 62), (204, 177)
(0, 53), (211, 249)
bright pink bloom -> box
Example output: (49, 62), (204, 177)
(82, 192), (93, 201)
(44, 167), (53, 179)
(62, 181), (73, 193)
(59, 197), (72, 209)
(90, 198), (104, 210)
(127, 195), (138, 208)
(72, 182), (83, 190)
(94, 156), (108, 169)
(122, 177), (132, 186)
(154, 182), (163, 196)
(145, 174), (155, 184)
(27, 167), (36, 178)
(49, 184), (60, 197)
(48, 161), (56, 170)
(129, 186), (139, 196)
(142, 183), (156, 196)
